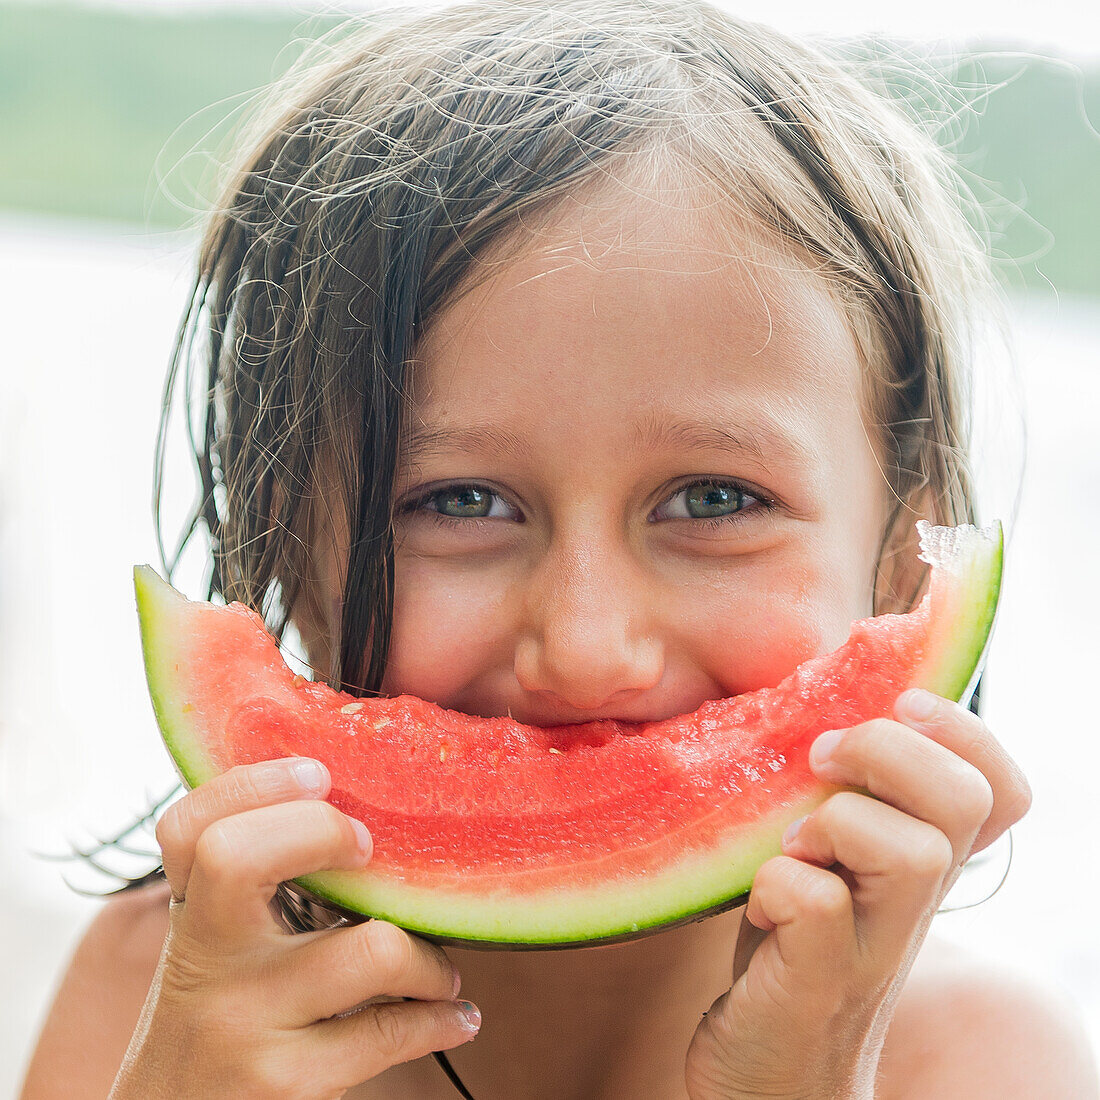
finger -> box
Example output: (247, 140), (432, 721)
(156, 758), (331, 900)
(285, 920), (459, 1024)
(894, 690), (1032, 852)
(182, 799), (372, 948)
(744, 854), (856, 991)
(780, 791), (954, 962)
(312, 998), (480, 1085)
(808, 718), (994, 866)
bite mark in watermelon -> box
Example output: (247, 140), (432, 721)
(135, 521), (1001, 948)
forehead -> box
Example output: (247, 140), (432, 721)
(409, 185), (871, 465)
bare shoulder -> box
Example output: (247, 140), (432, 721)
(19, 882), (171, 1100)
(879, 934), (1100, 1100)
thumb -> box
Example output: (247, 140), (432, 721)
(743, 854), (856, 996)
(684, 863), (858, 1100)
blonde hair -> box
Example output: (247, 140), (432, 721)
(159, 0), (993, 692)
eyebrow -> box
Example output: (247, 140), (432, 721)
(401, 424), (530, 464)
(399, 415), (809, 467)
(631, 414), (810, 467)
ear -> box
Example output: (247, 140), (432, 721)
(874, 492), (933, 615)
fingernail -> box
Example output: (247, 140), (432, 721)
(782, 815), (807, 847)
(455, 1000), (481, 1034)
(349, 818), (373, 861)
(898, 689), (939, 722)
(291, 758), (329, 794)
(810, 728), (843, 767)
(452, 965), (462, 998)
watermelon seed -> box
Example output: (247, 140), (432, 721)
(373, 717), (391, 730)
(341, 702), (364, 715)
(292, 674), (306, 689)
(439, 743), (450, 762)
(548, 747), (563, 755)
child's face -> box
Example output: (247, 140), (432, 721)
(381, 190), (890, 725)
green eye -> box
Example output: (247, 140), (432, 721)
(432, 486), (494, 518)
(684, 482), (744, 518)
(653, 480), (759, 523)
(410, 484), (520, 522)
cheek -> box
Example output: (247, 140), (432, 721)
(689, 558), (870, 694)
(381, 558), (508, 702)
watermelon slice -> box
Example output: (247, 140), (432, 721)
(135, 520), (1001, 948)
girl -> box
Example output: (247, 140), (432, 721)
(20, 1), (1098, 1096)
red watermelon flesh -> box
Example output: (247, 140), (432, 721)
(136, 520), (1001, 947)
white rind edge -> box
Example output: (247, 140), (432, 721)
(917, 519), (1000, 574)
(913, 520), (1003, 707)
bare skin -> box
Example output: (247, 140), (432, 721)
(19, 881), (1098, 1099)
(19, 189), (1100, 1098)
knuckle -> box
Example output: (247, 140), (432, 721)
(822, 789), (863, 822)
(908, 827), (955, 879)
(798, 868), (851, 922)
(301, 798), (351, 845)
(366, 1001), (407, 1061)
(419, 942), (457, 999)
(952, 701), (988, 745)
(155, 802), (187, 856)
(361, 920), (414, 981)
(748, 853), (786, 894)
(836, 718), (891, 770)
(950, 767), (995, 827)
(223, 763), (270, 810)
(1005, 773), (1033, 824)
(947, 696), (985, 729)
(812, 789), (862, 841)
(432, 946), (458, 995)
(194, 818), (250, 884)
(858, 718), (895, 754)
(864, 717), (896, 740)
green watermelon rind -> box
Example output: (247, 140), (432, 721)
(910, 520), (1003, 705)
(134, 572), (222, 792)
(290, 791), (830, 947)
(134, 520), (1002, 947)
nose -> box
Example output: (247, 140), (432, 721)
(513, 538), (664, 713)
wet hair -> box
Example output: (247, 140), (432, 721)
(157, 0), (992, 699)
(72, 17), (1006, 1087)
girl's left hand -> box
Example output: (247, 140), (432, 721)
(684, 688), (1031, 1100)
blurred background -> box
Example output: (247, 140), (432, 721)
(1, 0), (1098, 1094)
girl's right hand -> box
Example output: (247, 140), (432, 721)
(109, 758), (480, 1100)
